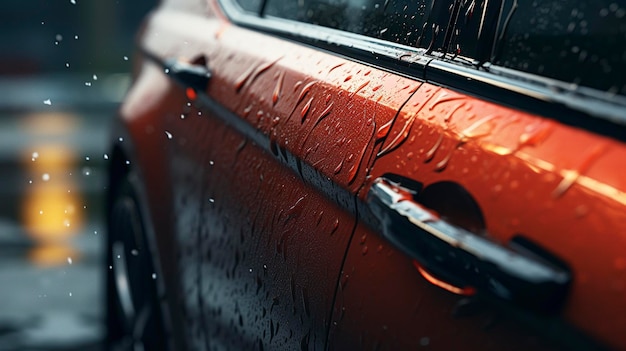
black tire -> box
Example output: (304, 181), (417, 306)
(105, 174), (167, 351)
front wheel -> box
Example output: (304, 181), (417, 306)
(105, 174), (167, 351)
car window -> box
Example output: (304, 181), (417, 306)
(261, 0), (504, 62)
(233, 0), (262, 13)
(263, 0), (433, 48)
(494, 0), (626, 95)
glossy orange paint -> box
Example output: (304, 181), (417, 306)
(349, 83), (626, 349)
(114, 0), (626, 349)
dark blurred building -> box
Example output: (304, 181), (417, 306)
(0, 0), (155, 76)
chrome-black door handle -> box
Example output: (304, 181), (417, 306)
(367, 177), (571, 313)
(164, 58), (211, 91)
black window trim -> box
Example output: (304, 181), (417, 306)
(218, 0), (626, 143)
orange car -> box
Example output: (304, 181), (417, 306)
(105, 0), (626, 349)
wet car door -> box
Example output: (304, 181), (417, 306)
(140, 0), (423, 349)
(328, 0), (626, 350)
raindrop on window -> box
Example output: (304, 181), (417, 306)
(152, 273), (157, 280)
(103, 153), (109, 160)
(42, 173), (50, 181)
(31, 152), (39, 161)
(70, 0), (76, 4)
(67, 257), (73, 265)
(420, 337), (430, 346)
(55, 34), (63, 41)
(209, 198), (215, 203)
(85, 82), (92, 87)
(165, 131), (173, 139)
(131, 249), (139, 256)
(123, 56), (129, 61)
(43, 99), (52, 105)
(93, 74), (98, 80)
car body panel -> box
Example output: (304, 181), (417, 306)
(135, 3), (422, 349)
(111, 0), (626, 349)
(333, 81), (626, 349)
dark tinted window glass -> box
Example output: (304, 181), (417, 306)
(264, 0), (433, 48)
(495, 0), (626, 95)
(263, 0), (505, 62)
(235, 0), (262, 13)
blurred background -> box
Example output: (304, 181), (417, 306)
(0, 1), (154, 349)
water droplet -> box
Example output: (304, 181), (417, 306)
(42, 173), (50, 181)
(273, 71), (284, 105)
(70, 0), (76, 4)
(209, 198), (215, 203)
(424, 134), (444, 163)
(92, 74), (98, 80)
(74, 35), (79, 40)
(329, 218), (340, 236)
(43, 99), (52, 105)
(65, 62), (70, 68)
(434, 148), (454, 172)
(31, 152), (39, 161)
(378, 113), (417, 156)
(165, 131), (173, 139)
(152, 273), (157, 279)
(84, 82), (92, 87)
(118, 137), (124, 142)
(517, 120), (554, 150)
(69, 292), (73, 297)
(349, 80), (370, 98)
(334, 160), (344, 174)
(67, 257), (72, 265)
(375, 120), (392, 141)
(82, 167), (91, 176)
(361, 246), (369, 255)
(103, 153), (109, 160)
(123, 56), (129, 61)
(131, 249), (139, 256)
(300, 97), (313, 123)
(429, 92), (464, 111)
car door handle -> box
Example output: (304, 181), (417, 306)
(367, 177), (571, 313)
(164, 58), (212, 91)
